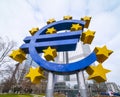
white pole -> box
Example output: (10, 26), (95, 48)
(46, 72), (54, 97)
(76, 71), (88, 97)
(63, 52), (70, 81)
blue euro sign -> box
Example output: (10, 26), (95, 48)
(20, 20), (97, 74)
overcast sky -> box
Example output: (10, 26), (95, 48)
(0, 0), (120, 85)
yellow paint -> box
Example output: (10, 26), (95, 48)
(81, 16), (91, 28)
(9, 49), (26, 63)
(46, 27), (57, 34)
(94, 45), (113, 63)
(25, 67), (45, 84)
(29, 27), (39, 35)
(86, 63), (111, 83)
(63, 15), (72, 20)
(81, 30), (95, 44)
(71, 24), (82, 31)
(43, 46), (57, 61)
(86, 65), (95, 75)
(47, 18), (56, 24)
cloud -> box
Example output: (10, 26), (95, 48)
(88, 0), (120, 14)
(104, 50), (120, 85)
(0, 0), (43, 46)
(90, 12), (119, 46)
(26, 0), (70, 21)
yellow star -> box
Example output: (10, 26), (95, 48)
(81, 16), (91, 28)
(86, 63), (111, 83)
(63, 15), (72, 20)
(71, 24), (82, 31)
(94, 45), (113, 63)
(25, 67), (45, 84)
(9, 49), (26, 63)
(29, 27), (39, 35)
(47, 18), (56, 24)
(81, 30), (95, 44)
(86, 65), (95, 75)
(43, 46), (57, 61)
(46, 27), (57, 34)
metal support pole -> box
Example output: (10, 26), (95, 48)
(63, 52), (69, 63)
(63, 52), (70, 81)
(76, 71), (88, 97)
(46, 72), (54, 97)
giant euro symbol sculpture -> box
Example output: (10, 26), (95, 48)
(9, 16), (113, 83)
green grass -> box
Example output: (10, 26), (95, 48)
(31, 94), (44, 97)
(0, 94), (33, 97)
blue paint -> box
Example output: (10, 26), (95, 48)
(29, 44), (97, 73)
(24, 31), (81, 43)
(20, 19), (97, 74)
(21, 31), (82, 53)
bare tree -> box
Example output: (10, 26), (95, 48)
(0, 37), (17, 93)
(0, 36), (16, 67)
(0, 36), (17, 79)
(0, 65), (16, 93)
